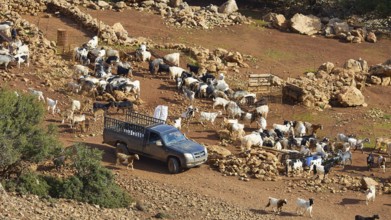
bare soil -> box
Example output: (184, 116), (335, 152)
(17, 7), (391, 220)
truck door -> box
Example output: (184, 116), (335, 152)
(144, 131), (167, 161)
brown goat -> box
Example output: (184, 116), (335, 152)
(116, 152), (140, 170)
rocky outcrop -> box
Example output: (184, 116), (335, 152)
(283, 58), (370, 109)
(262, 12), (288, 30)
(218, 0), (239, 14)
(209, 148), (281, 181)
(290, 13), (322, 35)
(337, 86), (365, 107)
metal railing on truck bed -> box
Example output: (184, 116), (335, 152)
(104, 110), (165, 138)
(125, 110), (165, 127)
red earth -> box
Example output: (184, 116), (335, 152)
(13, 6), (391, 219)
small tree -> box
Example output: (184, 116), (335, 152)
(0, 88), (62, 178)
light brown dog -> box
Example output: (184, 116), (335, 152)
(116, 152), (140, 170)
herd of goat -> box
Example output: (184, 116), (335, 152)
(2, 20), (390, 219)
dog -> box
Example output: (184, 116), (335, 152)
(116, 152), (140, 170)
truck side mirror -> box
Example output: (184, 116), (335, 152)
(156, 140), (163, 146)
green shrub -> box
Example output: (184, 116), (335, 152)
(58, 176), (84, 201)
(16, 172), (50, 197)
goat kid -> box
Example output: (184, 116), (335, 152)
(264, 197), (287, 214)
(46, 97), (58, 115)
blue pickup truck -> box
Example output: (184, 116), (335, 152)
(103, 111), (208, 174)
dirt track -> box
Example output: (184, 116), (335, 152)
(21, 7), (391, 220)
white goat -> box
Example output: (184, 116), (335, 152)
(240, 132), (263, 151)
(294, 121), (306, 137)
(273, 121), (293, 136)
(296, 198), (314, 218)
(28, 88), (45, 102)
(259, 116), (267, 131)
(71, 100), (81, 113)
(227, 101), (242, 119)
(199, 111), (222, 126)
(141, 51), (151, 62)
(71, 114), (86, 129)
(378, 155), (386, 173)
(365, 186), (376, 205)
(74, 64), (89, 75)
(87, 36), (98, 49)
(173, 117), (182, 130)
(46, 97), (58, 115)
(13, 53), (29, 68)
(169, 66), (185, 80)
(164, 52), (180, 66)
(212, 97), (230, 111)
(183, 87), (195, 104)
(67, 82), (81, 94)
(124, 80), (141, 99)
(256, 105), (269, 118)
(287, 159), (304, 172)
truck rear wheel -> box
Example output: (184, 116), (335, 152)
(168, 157), (180, 174)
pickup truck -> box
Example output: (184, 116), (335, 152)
(103, 111), (208, 173)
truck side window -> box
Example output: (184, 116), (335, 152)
(148, 132), (160, 144)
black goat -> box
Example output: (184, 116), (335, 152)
(93, 102), (113, 112)
(186, 63), (199, 74)
(355, 214), (380, 220)
(200, 73), (215, 83)
(105, 56), (119, 65)
(157, 63), (170, 74)
(113, 100), (133, 113)
(117, 65), (132, 77)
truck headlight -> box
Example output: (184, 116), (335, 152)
(184, 153), (193, 161)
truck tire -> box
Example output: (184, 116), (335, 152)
(168, 157), (180, 174)
(116, 142), (129, 154)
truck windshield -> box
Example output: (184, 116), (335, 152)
(162, 130), (187, 146)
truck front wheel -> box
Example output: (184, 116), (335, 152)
(168, 157), (180, 174)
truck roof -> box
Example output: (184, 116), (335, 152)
(149, 124), (177, 134)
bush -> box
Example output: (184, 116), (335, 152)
(16, 172), (50, 197)
(0, 88), (62, 178)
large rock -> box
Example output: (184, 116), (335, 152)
(333, 21), (350, 35)
(207, 145), (232, 158)
(344, 59), (363, 73)
(97, 0), (110, 9)
(218, 0), (238, 14)
(262, 12), (288, 30)
(169, 0), (182, 7)
(112, 22), (128, 39)
(318, 62), (335, 74)
(290, 14), (322, 35)
(361, 177), (379, 189)
(366, 32), (377, 43)
(337, 86), (365, 107)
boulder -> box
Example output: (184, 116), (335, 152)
(366, 32), (377, 43)
(169, 0), (182, 7)
(337, 86), (365, 107)
(333, 21), (350, 35)
(344, 59), (362, 73)
(218, 0), (238, 14)
(97, 0), (110, 9)
(382, 77), (391, 86)
(112, 22), (128, 39)
(361, 177), (379, 189)
(262, 12), (288, 30)
(207, 145), (232, 158)
(114, 1), (127, 9)
(290, 13), (322, 35)
(318, 62), (335, 74)
(369, 75), (382, 85)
